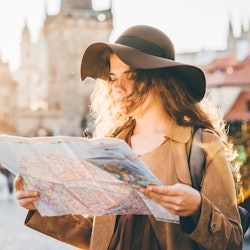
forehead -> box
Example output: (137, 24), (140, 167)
(109, 54), (130, 74)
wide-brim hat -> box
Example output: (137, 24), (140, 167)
(81, 25), (206, 102)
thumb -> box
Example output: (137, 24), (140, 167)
(14, 175), (24, 192)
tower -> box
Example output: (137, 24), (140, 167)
(42, 0), (113, 135)
(236, 22), (250, 60)
(20, 22), (33, 68)
(227, 20), (236, 52)
(61, 0), (93, 12)
(0, 58), (17, 134)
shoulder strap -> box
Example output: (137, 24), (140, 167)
(188, 127), (250, 234)
(188, 127), (205, 191)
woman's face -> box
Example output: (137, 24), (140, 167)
(109, 54), (155, 117)
(109, 54), (134, 111)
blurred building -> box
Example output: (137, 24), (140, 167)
(11, 0), (112, 136)
(176, 20), (250, 112)
(0, 58), (17, 135)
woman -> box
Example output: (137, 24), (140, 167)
(14, 25), (243, 249)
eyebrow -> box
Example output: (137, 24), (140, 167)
(109, 70), (133, 76)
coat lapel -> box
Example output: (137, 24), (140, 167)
(89, 215), (116, 250)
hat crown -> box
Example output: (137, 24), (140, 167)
(115, 25), (175, 60)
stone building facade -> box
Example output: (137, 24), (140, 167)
(0, 60), (17, 134)
(11, 0), (112, 136)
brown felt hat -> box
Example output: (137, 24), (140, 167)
(81, 25), (206, 101)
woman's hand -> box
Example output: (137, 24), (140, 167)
(14, 175), (40, 210)
(140, 183), (201, 217)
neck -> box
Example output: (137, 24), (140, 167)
(132, 106), (172, 136)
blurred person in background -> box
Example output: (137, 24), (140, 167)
(0, 163), (15, 195)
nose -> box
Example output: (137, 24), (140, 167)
(112, 75), (126, 91)
(112, 84), (124, 96)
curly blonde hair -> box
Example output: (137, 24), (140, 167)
(89, 63), (242, 198)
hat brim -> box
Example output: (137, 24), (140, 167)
(81, 42), (206, 102)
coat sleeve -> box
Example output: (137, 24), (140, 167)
(25, 210), (93, 249)
(182, 130), (243, 250)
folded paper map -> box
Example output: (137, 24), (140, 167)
(0, 134), (179, 223)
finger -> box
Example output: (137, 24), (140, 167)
(13, 175), (24, 192)
(143, 186), (183, 204)
(147, 192), (176, 206)
(140, 187), (170, 200)
(148, 183), (193, 196)
(146, 185), (176, 196)
(16, 190), (39, 200)
(140, 188), (176, 207)
(18, 197), (38, 210)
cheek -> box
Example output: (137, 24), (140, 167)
(111, 82), (134, 97)
(127, 87), (134, 96)
(127, 80), (136, 92)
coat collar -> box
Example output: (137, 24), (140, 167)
(116, 119), (192, 144)
(164, 120), (192, 143)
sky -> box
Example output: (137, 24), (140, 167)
(0, 0), (250, 71)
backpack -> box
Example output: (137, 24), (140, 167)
(188, 127), (250, 235)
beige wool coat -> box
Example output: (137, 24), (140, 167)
(25, 122), (243, 250)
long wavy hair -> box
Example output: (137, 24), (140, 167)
(89, 53), (242, 197)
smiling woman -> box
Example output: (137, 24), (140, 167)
(13, 24), (244, 250)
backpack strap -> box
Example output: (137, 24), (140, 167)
(187, 127), (205, 191)
(187, 127), (250, 234)
(181, 127), (205, 235)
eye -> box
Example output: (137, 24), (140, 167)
(126, 71), (137, 80)
(109, 75), (117, 83)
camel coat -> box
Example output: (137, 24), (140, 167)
(25, 122), (243, 249)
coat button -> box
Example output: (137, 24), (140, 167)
(210, 223), (217, 232)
